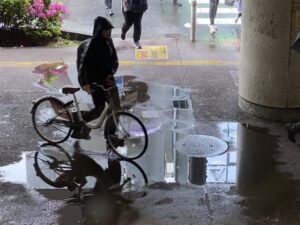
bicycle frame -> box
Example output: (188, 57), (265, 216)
(70, 92), (119, 130)
(32, 85), (122, 136)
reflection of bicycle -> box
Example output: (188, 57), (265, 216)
(31, 84), (148, 160)
(33, 143), (148, 193)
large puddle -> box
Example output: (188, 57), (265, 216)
(2, 62), (299, 224)
(1, 62), (236, 188)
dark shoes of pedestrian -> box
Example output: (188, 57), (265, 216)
(173, 0), (182, 6)
(106, 8), (113, 16)
(133, 41), (142, 49)
(121, 33), (126, 40)
(71, 125), (91, 140)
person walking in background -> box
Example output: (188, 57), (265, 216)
(235, 0), (242, 23)
(121, 0), (148, 49)
(209, 0), (219, 34)
(104, 0), (113, 16)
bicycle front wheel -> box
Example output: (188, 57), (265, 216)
(32, 97), (72, 143)
(34, 143), (73, 188)
(105, 112), (148, 160)
(118, 158), (148, 192)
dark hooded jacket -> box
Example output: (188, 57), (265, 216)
(77, 17), (119, 88)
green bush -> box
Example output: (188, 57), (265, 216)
(0, 0), (30, 29)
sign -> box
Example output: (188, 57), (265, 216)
(135, 46), (168, 59)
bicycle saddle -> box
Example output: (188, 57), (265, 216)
(61, 86), (81, 95)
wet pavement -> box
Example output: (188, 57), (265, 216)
(1, 62), (300, 224)
(2, 121), (300, 224)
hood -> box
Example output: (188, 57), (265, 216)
(92, 16), (114, 37)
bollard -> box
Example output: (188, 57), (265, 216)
(190, 0), (197, 42)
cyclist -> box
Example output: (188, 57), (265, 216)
(55, 142), (122, 194)
(74, 16), (119, 139)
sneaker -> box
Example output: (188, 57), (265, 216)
(110, 137), (125, 148)
(121, 33), (126, 40)
(116, 145), (128, 156)
(173, 0), (182, 6)
(133, 41), (142, 49)
(209, 25), (217, 34)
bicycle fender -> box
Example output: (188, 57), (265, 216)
(30, 96), (62, 114)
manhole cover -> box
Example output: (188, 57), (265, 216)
(175, 135), (228, 157)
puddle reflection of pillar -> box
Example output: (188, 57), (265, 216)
(236, 123), (276, 196)
(236, 123), (300, 220)
(189, 157), (207, 185)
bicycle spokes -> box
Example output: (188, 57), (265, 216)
(106, 112), (148, 160)
(32, 98), (72, 143)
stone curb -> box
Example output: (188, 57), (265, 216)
(61, 30), (91, 41)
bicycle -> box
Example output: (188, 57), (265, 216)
(33, 142), (148, 193)
(33, 142), (148, 224)
(31, 84), (148, 160)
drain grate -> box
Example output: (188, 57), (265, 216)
(175, 135), (228, 157)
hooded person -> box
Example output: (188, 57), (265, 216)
(73, 16), (119, 139)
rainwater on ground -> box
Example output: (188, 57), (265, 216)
(1, 62), (300, 224)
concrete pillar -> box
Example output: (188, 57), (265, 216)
(239, 0), (300, 121)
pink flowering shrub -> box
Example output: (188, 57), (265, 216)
(0, 0), (68, 46)
(27, 0), (67, 36)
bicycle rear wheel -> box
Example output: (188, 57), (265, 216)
(105, 112), (148, 160)
(34, 143), (73, 188)
(32, 97), (72, 143)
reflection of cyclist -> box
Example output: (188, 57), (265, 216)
(75, 16), (119, 139)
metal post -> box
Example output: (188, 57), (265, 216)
(190, 0), (197, 42)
